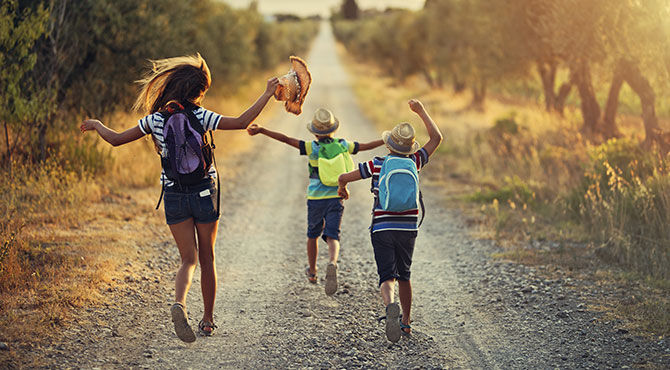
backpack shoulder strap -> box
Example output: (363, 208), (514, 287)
(185, 109), (206, 136)
(418, 190), (425, 228)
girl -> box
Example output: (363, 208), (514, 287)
(80, 53), (279, 342)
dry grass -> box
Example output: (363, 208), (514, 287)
(337, 43), (670, 337)
(0, 74), (279, 356)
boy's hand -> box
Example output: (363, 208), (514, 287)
(338, 185), (349, 200)
(265, 77), (280, 96)
(408, 99), (425, 114)
(247, 123), (263, 136)
(80, 119), (101, 133)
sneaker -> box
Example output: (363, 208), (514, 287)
(385, 302), (401, 343)
(171, 303), (196, 343)
(325, 263), (338, 296)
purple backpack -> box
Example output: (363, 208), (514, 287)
(155, 103), (219, 214)
(160, 105), (213, 186)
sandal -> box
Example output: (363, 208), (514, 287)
(171, 303), (196, 343)
(198, 320), (218, 336)
(400, 322), (412, 336)
(305, 267), (317, 284)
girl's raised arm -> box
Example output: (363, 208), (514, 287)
(80, 120), (144, 147)
(217, 77), (279, 130)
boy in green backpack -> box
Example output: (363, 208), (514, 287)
(247, 108), (383, 295)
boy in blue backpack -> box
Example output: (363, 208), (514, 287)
(337, 99), (443, 343)
(247, 108), (383, 295)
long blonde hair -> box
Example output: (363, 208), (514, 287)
(133, 53), (212, 114)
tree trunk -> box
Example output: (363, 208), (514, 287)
(435, 70), (444, 89)
(453, 72), (466, 94)
(537, 60), (557, 112)
(619, 59), (667, 150)
(422, 69), (436, 88)
(471, 79), (487, 111)
(572, 61), (602, 137)
(38, 122), (47, 162)
(554, 81), (572, 115)
(3, 122), (11, 178)
(602, 60), (625, 139)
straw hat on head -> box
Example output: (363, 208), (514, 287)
(274, 56), (312, 115)
(382, 122), (420, 155)
(306, 108), (339, 135)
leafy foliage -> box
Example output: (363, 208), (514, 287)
(1, 0), (318, 166)
(333, 0), (670, 143)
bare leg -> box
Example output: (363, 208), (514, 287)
(380, 278), (396, 306)
(195, 220), (218, 323)
(307, 237), (318, 275)
(325, 237), (340, 265)
(398, 280), (412, 332)
(169, 218), (198, 306)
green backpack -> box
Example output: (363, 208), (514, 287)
(317, 139), (354, 186)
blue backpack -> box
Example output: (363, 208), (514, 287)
(378, 155), (425, 226)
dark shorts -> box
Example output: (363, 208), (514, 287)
(307, 198), (344, 241)
(164, 178), (219, 225)
(371, 230), (418, 286)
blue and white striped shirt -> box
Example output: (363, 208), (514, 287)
(138, 107), (222, 186)
(358, 148), (429, 233)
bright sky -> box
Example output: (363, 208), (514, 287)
(223, 0), (425, 17)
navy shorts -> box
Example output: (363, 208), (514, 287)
(371, 230), (417, 286)
(163, 178), (219, 225)
(307, 198), (344, 241)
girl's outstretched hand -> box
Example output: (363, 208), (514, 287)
(408, 99), (425, 114)
(247, 123), (263, 136)
(80, 119), (101, 133)
(265, 77), (280, 96)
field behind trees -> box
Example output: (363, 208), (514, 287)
(331, 1), (670, 339)
(0, 0), (318, 351)
(332, 0), (670, 283)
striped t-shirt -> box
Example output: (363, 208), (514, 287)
(138, 107), (222, 186)
(299, 138), (360, 200)
(358, 148), (429, 233)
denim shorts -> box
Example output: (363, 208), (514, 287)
(307, 198), (344, 241)
(371, 230), (418, 286)
(163, 178), (219, 225)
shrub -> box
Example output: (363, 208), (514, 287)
(566, 138), (670, 279)
(468, 175), (536, 207)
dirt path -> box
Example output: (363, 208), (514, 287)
(39, 22), (670, 369)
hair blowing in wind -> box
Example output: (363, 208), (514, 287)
(133, 53), (212, 114)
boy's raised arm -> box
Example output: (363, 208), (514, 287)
(409, 99), (443, 157)
(357, 139), (384, 151)
(247, 123), (301, 149)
